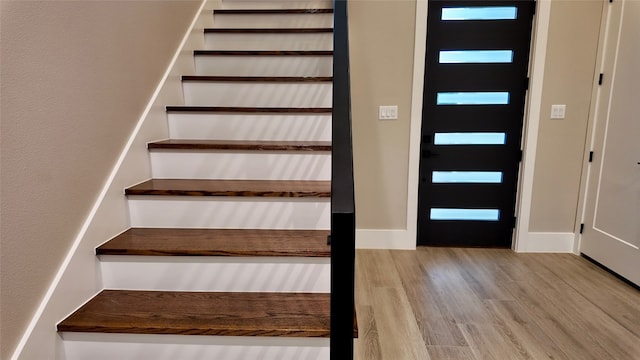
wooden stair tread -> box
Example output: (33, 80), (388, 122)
(204, 28), (333, 34)
(57, 290), (331, 337)
(214, 9), (333, 15)
(97, 228), (330, 257)
(165, 106), (332, 113)
(148, 139), (331, 151)
(125, 179), (331, 197)
(194, 50), (333, 56)
(181, 75), (332, 82)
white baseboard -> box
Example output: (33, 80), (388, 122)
(356, 229), (416, 250)
(515, 232), (576, 253)
(356, 229), (576, 253)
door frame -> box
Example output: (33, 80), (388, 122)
(574, 0), (610, 255)
(404, 0), (553, 251)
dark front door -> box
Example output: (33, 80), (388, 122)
(417, 0), (535, 247)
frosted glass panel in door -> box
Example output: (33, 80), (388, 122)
(441, 7), (518, 20)
(430, 208), (500, 221)
(436, 92), (510, 105)
(434, 133), (506, 145)
(439, 50), (514, 63)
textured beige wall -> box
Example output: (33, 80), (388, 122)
(0, 1), (200, 358)
(349, 0), (416, 229)
(529, 0), (603, 232)
(349, 0), (603, 235)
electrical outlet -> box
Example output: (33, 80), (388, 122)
(379, 105), (398, 120)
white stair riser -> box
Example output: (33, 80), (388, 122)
(205, 33), (332, 51)
(167, 113), (332, 141)
(183, 82), (332, 107)
(128, 197), (330, 229)
(221, 0), (333, 10)
(150, 151), (331, 180)
(213, 14), (333, 28)
(62, 333), (329, 360)
(99, 256), (329, 292)
(195, 56), (332, 77)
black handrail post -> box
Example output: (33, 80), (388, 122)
(330, 213), (355, 359)
(330, 0), (356, 359)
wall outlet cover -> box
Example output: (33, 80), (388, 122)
(379, 105), (398, 120)
(551, 104), (566, 119)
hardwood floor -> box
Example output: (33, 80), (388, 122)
(354, 248), (640, 360)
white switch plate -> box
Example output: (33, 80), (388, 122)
(379, 105), (398, 120)
(551, 104), (566, 119)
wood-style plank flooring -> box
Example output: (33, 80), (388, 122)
(354, 248), (640, 360)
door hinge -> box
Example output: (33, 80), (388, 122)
(512, 216), (517, 228)
(327, 234), (331, 245)
(589, 151), (594, 163)
(580, 223), (585, 234)
(598, 73), (604, 85)
(525, 77), (530, 90)
(518, 149), (523, 162)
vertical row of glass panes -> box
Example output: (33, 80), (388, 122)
(430, 6), (518, 222)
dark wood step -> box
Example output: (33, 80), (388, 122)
(148, 140), (331, 151)
(214, 9), (333, 15)
(97, 228), (330, 257)
(57, 290), (331, 337)
(165, 106), (332, 113)
(194, 50), (333, 56)
(204, 28), (333, 34)
(125, 179), (331, 197)
(181, 75), (332, 82)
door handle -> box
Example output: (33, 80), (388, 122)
(422, 149), (440, 159)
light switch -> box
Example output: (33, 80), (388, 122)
(551, 104), (566, 119)
(379, 105), (398, 120)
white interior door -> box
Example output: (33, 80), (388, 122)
(581, 0), (640, 286)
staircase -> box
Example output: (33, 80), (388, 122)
(56, 1), (356, 359)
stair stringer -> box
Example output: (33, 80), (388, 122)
(9, 2), (216, 359)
